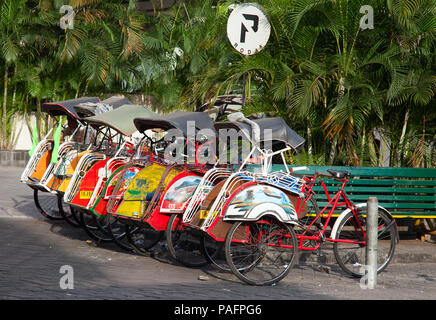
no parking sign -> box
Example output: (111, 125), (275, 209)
(227, 3), (271, 56)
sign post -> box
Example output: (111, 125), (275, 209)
(366, 197), (378, 289)
(226, 3), (271, 105)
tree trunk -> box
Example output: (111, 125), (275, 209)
(328, 138), (337, 165)
(306, 119), (313, 164)
(430, 134), (435, 168)
(84, 81), (89, 95)
(397, 107), (409, 167)
(2, 66), (8, 149)
(11, 65), (17, 110)
(360, 127), (366, 166)
(329, 76), (345, 165)
(44, 113), (50, 137)
(367, 133), (378, 166)
(36, 98), (41, 141)
(75, 81), (81, 99)
(24, 112), (32, 137)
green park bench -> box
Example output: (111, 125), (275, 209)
(284, 165), (436, 238)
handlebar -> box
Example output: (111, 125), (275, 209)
(315, 171), (333, 177)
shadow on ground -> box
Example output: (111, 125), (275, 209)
(0, 218), (340, 300)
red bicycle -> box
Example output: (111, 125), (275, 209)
(224, 168), (399, 285)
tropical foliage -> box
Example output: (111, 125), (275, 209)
(0, 0), (434, 168)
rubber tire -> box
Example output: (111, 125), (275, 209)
(126, 223), (163, 256)
(200, 236), (231, 272)
(107, 217), (134, 252)
(34, 189), (63, 220)
(166, 214), (209, 268)
(79, 211), (114, 242)
(58, 197), (81, 227)
(225, 217), (298, 286)
(333, 207), (396, 278)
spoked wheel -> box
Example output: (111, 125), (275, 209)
(225, 216), (299, 286)
(201, 237), (260, 273)
(333, 205), (397, 278)
(107, 216), (134, 252)
(57, 197), (81, 227)
(200, 235), (231, 272)
(126, 223), (163, 256)
(79, 211), (114, 242)
(166, 214), (208, 268)
(34, 189), (64, 220)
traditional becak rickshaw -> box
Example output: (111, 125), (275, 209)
(176, 112), (308, 273)
(44, 96), (131, 196)
(106, 111), (218, 259)
(103, 124), (170, 251)
(36, 96), (131, 226)
(20, 96), (101, 220)
(65, 104), (158, 240)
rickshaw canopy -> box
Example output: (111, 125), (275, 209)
(84, 104), (158, 136)
(133, 111), (216, 137)
(74, 96), (131, 118)
(215, 117), (305, 153)
(42, 97), (101, 120)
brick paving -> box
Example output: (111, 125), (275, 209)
(1, 166), (436, 300)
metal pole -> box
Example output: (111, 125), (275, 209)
(366, 197), (378, 289)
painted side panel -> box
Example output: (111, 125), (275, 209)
(224, 184), (299, 224)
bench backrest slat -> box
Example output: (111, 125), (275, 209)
(283, 165), (436, 218)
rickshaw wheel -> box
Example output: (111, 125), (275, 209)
(107, 216), (134, 252)
(126, 223), (163, 256)
(166, 214), (209, 268)
(33, 189), (64, 220)
(200, 236), (231, 272)
(79, 211), (114, 242)
(201, 236), (260, 273)
(57, 197), (81, 227)
(225, 216), (298, 286)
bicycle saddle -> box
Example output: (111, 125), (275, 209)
(327, 169), (351, 179)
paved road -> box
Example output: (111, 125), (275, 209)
(1, 166), (436, 300)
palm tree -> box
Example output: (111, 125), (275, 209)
(384, 0), (436, 166)
(203, 0), (397, 165)
(0, 0), (59, 145)
(0, 0), (29, 148)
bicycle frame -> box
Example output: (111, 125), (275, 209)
(296, 172), (366, 251)
(231, 173), (368, 252)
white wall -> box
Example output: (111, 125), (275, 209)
(12, 114), (35, 150)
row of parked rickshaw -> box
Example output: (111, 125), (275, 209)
(21, 96), (398, 286)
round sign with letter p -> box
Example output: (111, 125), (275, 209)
(227, 3), (271, 56)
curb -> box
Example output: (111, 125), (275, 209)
(297, 243), (436, 265)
